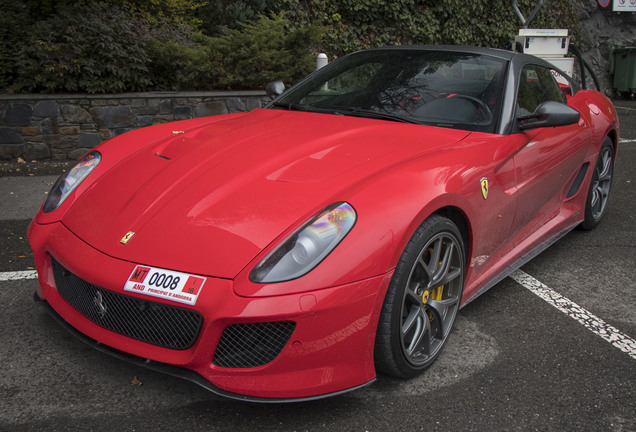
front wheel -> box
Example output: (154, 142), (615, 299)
(580, 137), (614, 230)
(375, 214), (465, 378)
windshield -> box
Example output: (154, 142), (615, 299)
(271, 49), (507, 133)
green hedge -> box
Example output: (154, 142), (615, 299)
(283, 0), (579, 57)
(146, 16), (322, 90)
(12, 2), (152, 93)
(2, 0), (579, 93)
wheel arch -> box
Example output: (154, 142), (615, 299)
(373, 204), (469, 377)
(606, 128), (619, 157)
(434, 206), (471, 269)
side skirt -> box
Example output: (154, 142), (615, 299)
(461, 221), (579, 308)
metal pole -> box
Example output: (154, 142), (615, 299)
(317, 53), (328, 70)
(512, 0), (544, 28)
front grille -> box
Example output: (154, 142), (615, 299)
(51, 258), (202, 350)
(213, 321), (296, 368)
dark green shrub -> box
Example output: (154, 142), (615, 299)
(431, 0), (580, 48)
(146, 33), (222, 91)
(3, 0), (580, 94)
(209, 14), (323, 89)
(327, 0), (441, 55)
(117, 0), (206, 28)
(276, 0), (579, 58)
(197, 0), (279, 36)
(0, 0), (30, 90)
(13, 2), (152, 93)
(146, 14), (321, 91)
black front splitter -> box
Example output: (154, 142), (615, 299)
(34, 292), (375, 403)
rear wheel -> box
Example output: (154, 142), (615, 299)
(580, 137), (614, 230)
(375, 214), (465, 378)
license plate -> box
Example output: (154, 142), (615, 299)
(123, 265), (206, 306)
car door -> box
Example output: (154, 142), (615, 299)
(510, 63), (589, 239)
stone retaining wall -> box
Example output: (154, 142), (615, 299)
(0, 91), (267, 161)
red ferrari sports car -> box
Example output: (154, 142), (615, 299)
(29, 46), (618, 401)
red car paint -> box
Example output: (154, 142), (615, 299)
(28, 47), (619, 401)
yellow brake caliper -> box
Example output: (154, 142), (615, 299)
(422, 247), (444, 322)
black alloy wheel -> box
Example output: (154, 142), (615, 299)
(580, 137), (614, 230)
(375, 214), (465, 378)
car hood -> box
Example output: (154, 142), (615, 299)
(62, 109), (469, 278)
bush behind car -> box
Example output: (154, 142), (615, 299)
(1, 0), (578, 94)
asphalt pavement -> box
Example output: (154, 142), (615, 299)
(0, 100), (634, 431)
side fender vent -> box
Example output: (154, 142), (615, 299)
(565, 162), (590, 198)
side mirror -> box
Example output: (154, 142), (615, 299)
(517, 101), (580, 131)
(266, 81), (285, 99)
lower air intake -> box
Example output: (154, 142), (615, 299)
(213, 321), (296, 368)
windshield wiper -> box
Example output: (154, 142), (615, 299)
(312, 103), (419, 124)
(271, 101), (306, 111)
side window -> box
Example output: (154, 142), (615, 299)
(516, 65), (564, 115)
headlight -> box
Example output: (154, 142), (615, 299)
(250, 202), (356, 283)
(43, 151), (101, 213)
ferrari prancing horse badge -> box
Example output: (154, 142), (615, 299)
(120, 231), (135, 244)
(480, 177), (489, 200)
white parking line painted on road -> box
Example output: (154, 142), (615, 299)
(0, 270), (38, 281)
(511, 269), (636, 361)
(3, 268), (635, 361)
(619, 138), (636, 144)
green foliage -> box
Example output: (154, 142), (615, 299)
(20, 0), (80, 20)
(277, 0), (580, 58)
(429, 0), (580, 48)
(319, 0), (442, 55)
(3, 0), (581, 93)
(0, 0), (30, 89)
(23, 0), (206, 26)
(210, 14), (323, 89)
(13, 2), (152, 93)
(118, 0), (206, 28)
(146, 14), (322, 91)
(146, 34), (221, 91)
(197, 0), (279, 36)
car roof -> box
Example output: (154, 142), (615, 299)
(354, 45), (549, 66)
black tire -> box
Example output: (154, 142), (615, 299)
(580, 137), (614, 230)
(375, 214), (465, 378)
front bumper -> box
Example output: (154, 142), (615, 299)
(28, 220), (392, 401)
